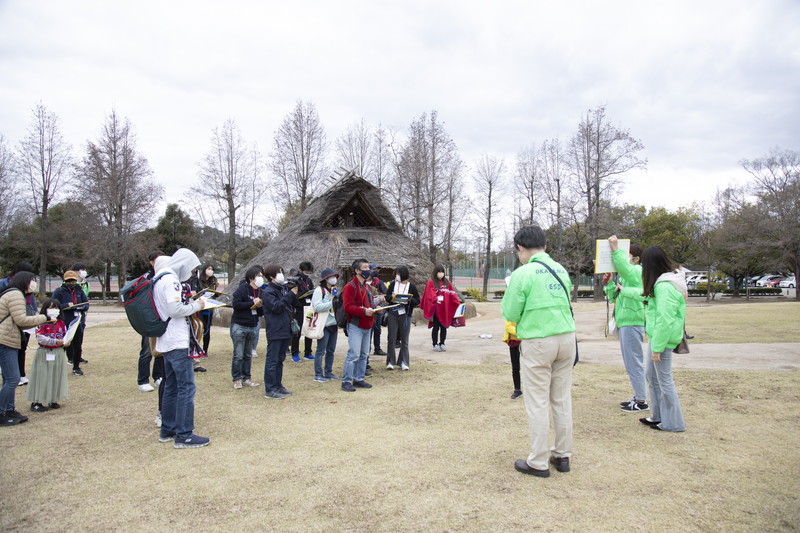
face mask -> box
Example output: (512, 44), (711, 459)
(29, 281), (38, 293)
(396, 276), (401, 283)
(275, 273), (285, 283)
(79, 270), (88, 279)
(327, 277), (338, 286)
(254, 276), (264, 287)
(437, 272), (445, 279)
(46, 309), (59, 320)
(359, 270), (371, 280)
(206, 269), (214, 277)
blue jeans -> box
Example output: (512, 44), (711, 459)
(161, 348), (196, 439)
(314, 326), (338, 378)
(0, 344), (21, 412)
(230, 323), (258, 381)
(646, 344), (686, 432)
(264, 337), (289, 392)
(618, 325), (646, 401)
(343, 322), (370, 384)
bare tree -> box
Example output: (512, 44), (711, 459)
(192, 119), (263, 279)
(335, 119), (372, 178)
(79, 110), (163, 288)
(473, 154), (506, 297)
(270, 100), (327, 213)
(16, 103), (73, 294)
(372, 123), (390, 191)
(568, 105), (647, 299)
(0, 134), (22, 237)
(740, 147), (800, 300)
(515, 143), (544, 227)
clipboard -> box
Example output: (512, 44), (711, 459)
(373, 303), (401, 312)
(63, 317), (82, 344)
(199, 297), (228, 310)
(192, 287), (224, 300)
(63, 302), (88, 311)
(594, 239), (631, 273)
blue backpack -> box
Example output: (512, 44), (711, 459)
(120, 272), (171, 337)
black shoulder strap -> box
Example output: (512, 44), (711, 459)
(531, 259), (573, 316)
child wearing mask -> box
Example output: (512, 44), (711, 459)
(27, 299), (70, 412)
(72, 263), (91, 298)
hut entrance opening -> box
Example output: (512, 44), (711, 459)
(322, 193), (384, 229)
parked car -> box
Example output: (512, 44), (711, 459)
(779, 276), (796, 288)
(686, 274), (705, 287)
(689, 275), (708, 287)
(766, 277), (787, 287)
(756, 274), (783, 287)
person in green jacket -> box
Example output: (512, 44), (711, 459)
(603, 236), (648, 412)
(639, 245), (687, 432)
(502, 225), (576, 478)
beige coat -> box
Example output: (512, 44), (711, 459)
(0, 289), (47, 349)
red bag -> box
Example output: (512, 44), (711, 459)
(451, 316), (466, 328)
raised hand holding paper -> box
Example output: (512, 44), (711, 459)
(595, 239), (630, 273)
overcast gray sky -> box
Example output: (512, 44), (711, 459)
(1, 0), (798, 219)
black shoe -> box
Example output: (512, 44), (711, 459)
(366, 364), (373, 371)
(341, 382), (356, 392)
(4, 410), (29, 423)
(511, 390), (523, 400)
(549, 455), (570, 473)
(80, 358), (88, 364)
(48, 403), (61, 409)
(0, 414), (21, 426)
(353, 380), (372, 389)
(639, 417), (661, 426)
(277, 387), (292, 395)
(685, 334), (694, 340)
(364, 371), (373, 378)
(31, 403), (48, 412)
(194, 366), (207, 372)
(514, 459), (550, 477)
(373, 348), (387, 356)
(72, 368), (84, 376)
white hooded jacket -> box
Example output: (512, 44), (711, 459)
(153, 249), (204, 353)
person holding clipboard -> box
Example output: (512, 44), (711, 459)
(384, 266), (420, 371)
(52, 271), (89, 376)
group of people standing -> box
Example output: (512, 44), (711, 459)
(502, 226), (687, 478)
(0, 262), (91, 427)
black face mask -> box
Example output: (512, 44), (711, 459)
(359, 269), (371, 280)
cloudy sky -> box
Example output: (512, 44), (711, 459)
(1, 0), (798, 220)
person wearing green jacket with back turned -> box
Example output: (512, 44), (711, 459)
(502, 225), (576, 478)
(603, 236), (648, 413)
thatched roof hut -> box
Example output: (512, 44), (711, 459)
(229, 171), (436, 289)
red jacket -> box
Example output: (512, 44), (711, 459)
(342, 276), (374, 330)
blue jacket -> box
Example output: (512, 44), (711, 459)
(231, 280), (264, 328)
(262, 281), (296, 340)
(52, 283), (89, 328)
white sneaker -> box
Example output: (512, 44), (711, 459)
(154, 378), (162, 387)
(18, 376), (29, 386)
(251, 349), (258, 358)
(433, 345), (441, 352)
(439, 344), (446, 352)
(138, 383), (155, 392)
(401, 363), (409, 371)
(243, 379), (260, 387)
(155, 412), (162, 427)
(233, 380), (243, 389)
(386, 363), (394, 370)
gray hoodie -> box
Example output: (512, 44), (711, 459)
(655, 271), (689, 302)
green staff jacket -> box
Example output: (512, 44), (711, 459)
(604, 249), (645, 327)
(501, 252), (575, 339)
(645, 274), (687, 354)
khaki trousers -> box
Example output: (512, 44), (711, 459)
(520, 332), (575, 469)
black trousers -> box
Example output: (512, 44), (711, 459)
(509, 344), (521, 391)
(18, 332), (29, 378)
(291, 305), (313, 356)
(386, 312), (410, 367)
(66, 327), (85, 370)
(431, 316), (447, 346)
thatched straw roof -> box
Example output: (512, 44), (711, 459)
(229, 172), (436, 290)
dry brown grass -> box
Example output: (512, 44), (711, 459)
(1, 316), (799, 532)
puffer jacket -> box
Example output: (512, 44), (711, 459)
(0, 289), (47, 349)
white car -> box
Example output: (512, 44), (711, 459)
(756, 274), (783, 287)
(779, 276), (796, 288)
(686, 274), (705, 287)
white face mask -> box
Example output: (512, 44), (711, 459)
(29, 281), (37, 293)
(327, 277), (337, 286)
(79, 270), (88, 279)
(254, 276), (264, 287)
(46, 309), (60, 320)
(396, 276), (401, 283)
(206, 269), (214, 277)
(437, 272), (445, 279)
(275, 273), (285, 283)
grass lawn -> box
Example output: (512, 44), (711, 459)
(1, 313), (799, 532)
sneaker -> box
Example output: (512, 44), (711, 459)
(400, 363), (409, 371)
(154, 378), (163, 387)
(341, 382), (356, 392)
(0, 414), (21, 426)
(233, 380), (243, 389)
(511, 389), (523, 400)
(5, 410), (28, 423)
(277, 387), (292, 395)
(173, 434), (210, 449)
(243, 379), (260, 387)
(18, 376), (28, 386)
(251, 349), (259, 358)
(48, 403), (60, 409)
(304, 354), (315, 360)
(155, 412), (162, 427)
(325, 373), (339, 380)
(138, 383), (155, 392)
(621, 399), (649, 412)
(193, 366), (207, 373)
(291, 353), (301, 363)
(31, 403), (48, 412)
(313, 376), (329, 383)
(353, 380), (372, 389)
(439, 344), (446, 352)
(433, 344), (441, 352)
(364, 370), (373, 378)
(619, 397), (636, 407)
(373, 348), (387, 356)
(72, 368), (84, 376)
(386, 363), (394, 370)
(265, 390), (286, 399)
(158, 431), (175, 443)
(366, 364), (373, 371)
(80, 358), (88, 364)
